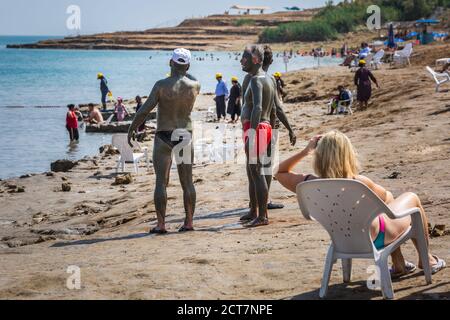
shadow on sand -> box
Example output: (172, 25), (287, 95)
(288, 274), (450, 300)
(51, 207), (249, 248)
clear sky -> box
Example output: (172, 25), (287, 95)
(0, 0), (335, 36)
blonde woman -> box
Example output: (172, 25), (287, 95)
(275, 131), (446, 276)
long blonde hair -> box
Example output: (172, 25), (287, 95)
(314, 131), (359, 179)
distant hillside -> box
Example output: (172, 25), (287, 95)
(7, 10), (319, 51)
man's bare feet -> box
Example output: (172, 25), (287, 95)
(244, 217), (269, 228)
(240, 212), (257, 222)
(179, 225), (195, 233)
(149, 226), (167, 234)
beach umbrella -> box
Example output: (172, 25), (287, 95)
(387, 23), (395, 49)
(406, 31), (418, 38)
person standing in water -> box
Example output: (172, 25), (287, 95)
(128, 48), (200, 234)
(66, 104), (80, 143)
(98, 73), (110, 111)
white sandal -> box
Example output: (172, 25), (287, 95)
(431, 255), (446, 275)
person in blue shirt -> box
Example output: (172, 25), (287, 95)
(97, 73), (110, 111)
(214, 73), (229, 121)
(358, 42), (371, 59)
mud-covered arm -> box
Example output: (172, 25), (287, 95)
(250, 78), (263, 130)
(128, 83), (160, 146)
(274, 92), (296, 146)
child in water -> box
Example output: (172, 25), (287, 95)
(114, 97), (129, 122)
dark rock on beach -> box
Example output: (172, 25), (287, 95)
(51, 160), (78, 172)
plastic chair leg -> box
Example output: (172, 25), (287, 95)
(377, 256), (394, 300)
(342, 259), (352, 283)
(320, 245), (335, 298)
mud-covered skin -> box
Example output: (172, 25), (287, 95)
(240, 47), (275, 227)
(128, 60), (200, 232)
(240, 48), (297, 223)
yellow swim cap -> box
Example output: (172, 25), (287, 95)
(216, 73), (223, 79)
(231, 76), (238, 82)
(359, 60), (366, 65)
(97, 73), (103, 79)
(273, 72), (281, 78)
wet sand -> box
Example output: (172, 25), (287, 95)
(0, 43), (449, 300)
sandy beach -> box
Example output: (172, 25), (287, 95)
(0, 42), (449, 300)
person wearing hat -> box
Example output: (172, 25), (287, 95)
(354, 59), (379, 110)
(214, 73), (229, 122)
(273, 72), (286, 101)
(97, 73), (110, 111)
(127, 48), (200, 234)
(226, 76), (242, 123)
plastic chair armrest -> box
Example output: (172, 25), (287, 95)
(390, 207), (420, 219)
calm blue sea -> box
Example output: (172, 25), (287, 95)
(0, 35), (340, 179)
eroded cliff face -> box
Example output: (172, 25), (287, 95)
(6, 10), (317, 51)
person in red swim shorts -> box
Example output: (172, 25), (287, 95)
(239, 45), (277, 228)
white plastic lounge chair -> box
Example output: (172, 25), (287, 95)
(392, 43), (413, 68)
(350, 54), (373, 73)
(370, 49), (385, 70)
(112, 134), (149, 174)
(426, 66), (450, 92)
(296, 179), (432, 300)
(327, 90), (354, 116)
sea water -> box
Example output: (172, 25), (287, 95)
(0, 36), (340, 179)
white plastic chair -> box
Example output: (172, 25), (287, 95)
(327, 90), (354, 115)
(296, 179), (432, 300)
(112, 134), (149, 174)
(426, 66), (450, 92)
(370, 49), (385, 70)
(392, 43), (413, 68)
(350, 54), (373, 73)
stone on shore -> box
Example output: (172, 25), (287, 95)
(51, 160), (78, 172)
(113, 174), (133, 185)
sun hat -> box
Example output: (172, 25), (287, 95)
(216, 73), (223, 79)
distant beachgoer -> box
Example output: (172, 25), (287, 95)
(275, 131), (446, 277)
(329, 86), (351, 115)
(358, 42), (371, 59)
(214, 73), (229, 121)
(66, 104), (79, 142)
(85, 103), (104, 124)
(97, 73), (110, 111)
(273, 72), (286, 100)
(354, 60), (379, 110)
(114, 97), (129, 122)
(227, 76), (242, 123)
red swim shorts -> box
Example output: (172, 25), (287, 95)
(243, 121), (273, 157)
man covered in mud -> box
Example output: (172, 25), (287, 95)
(240, 45), (296, 223)
(239, 45), (277, 227)
(128, 48), (200, 234)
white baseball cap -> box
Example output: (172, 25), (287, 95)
(171, 48), (191, 65)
